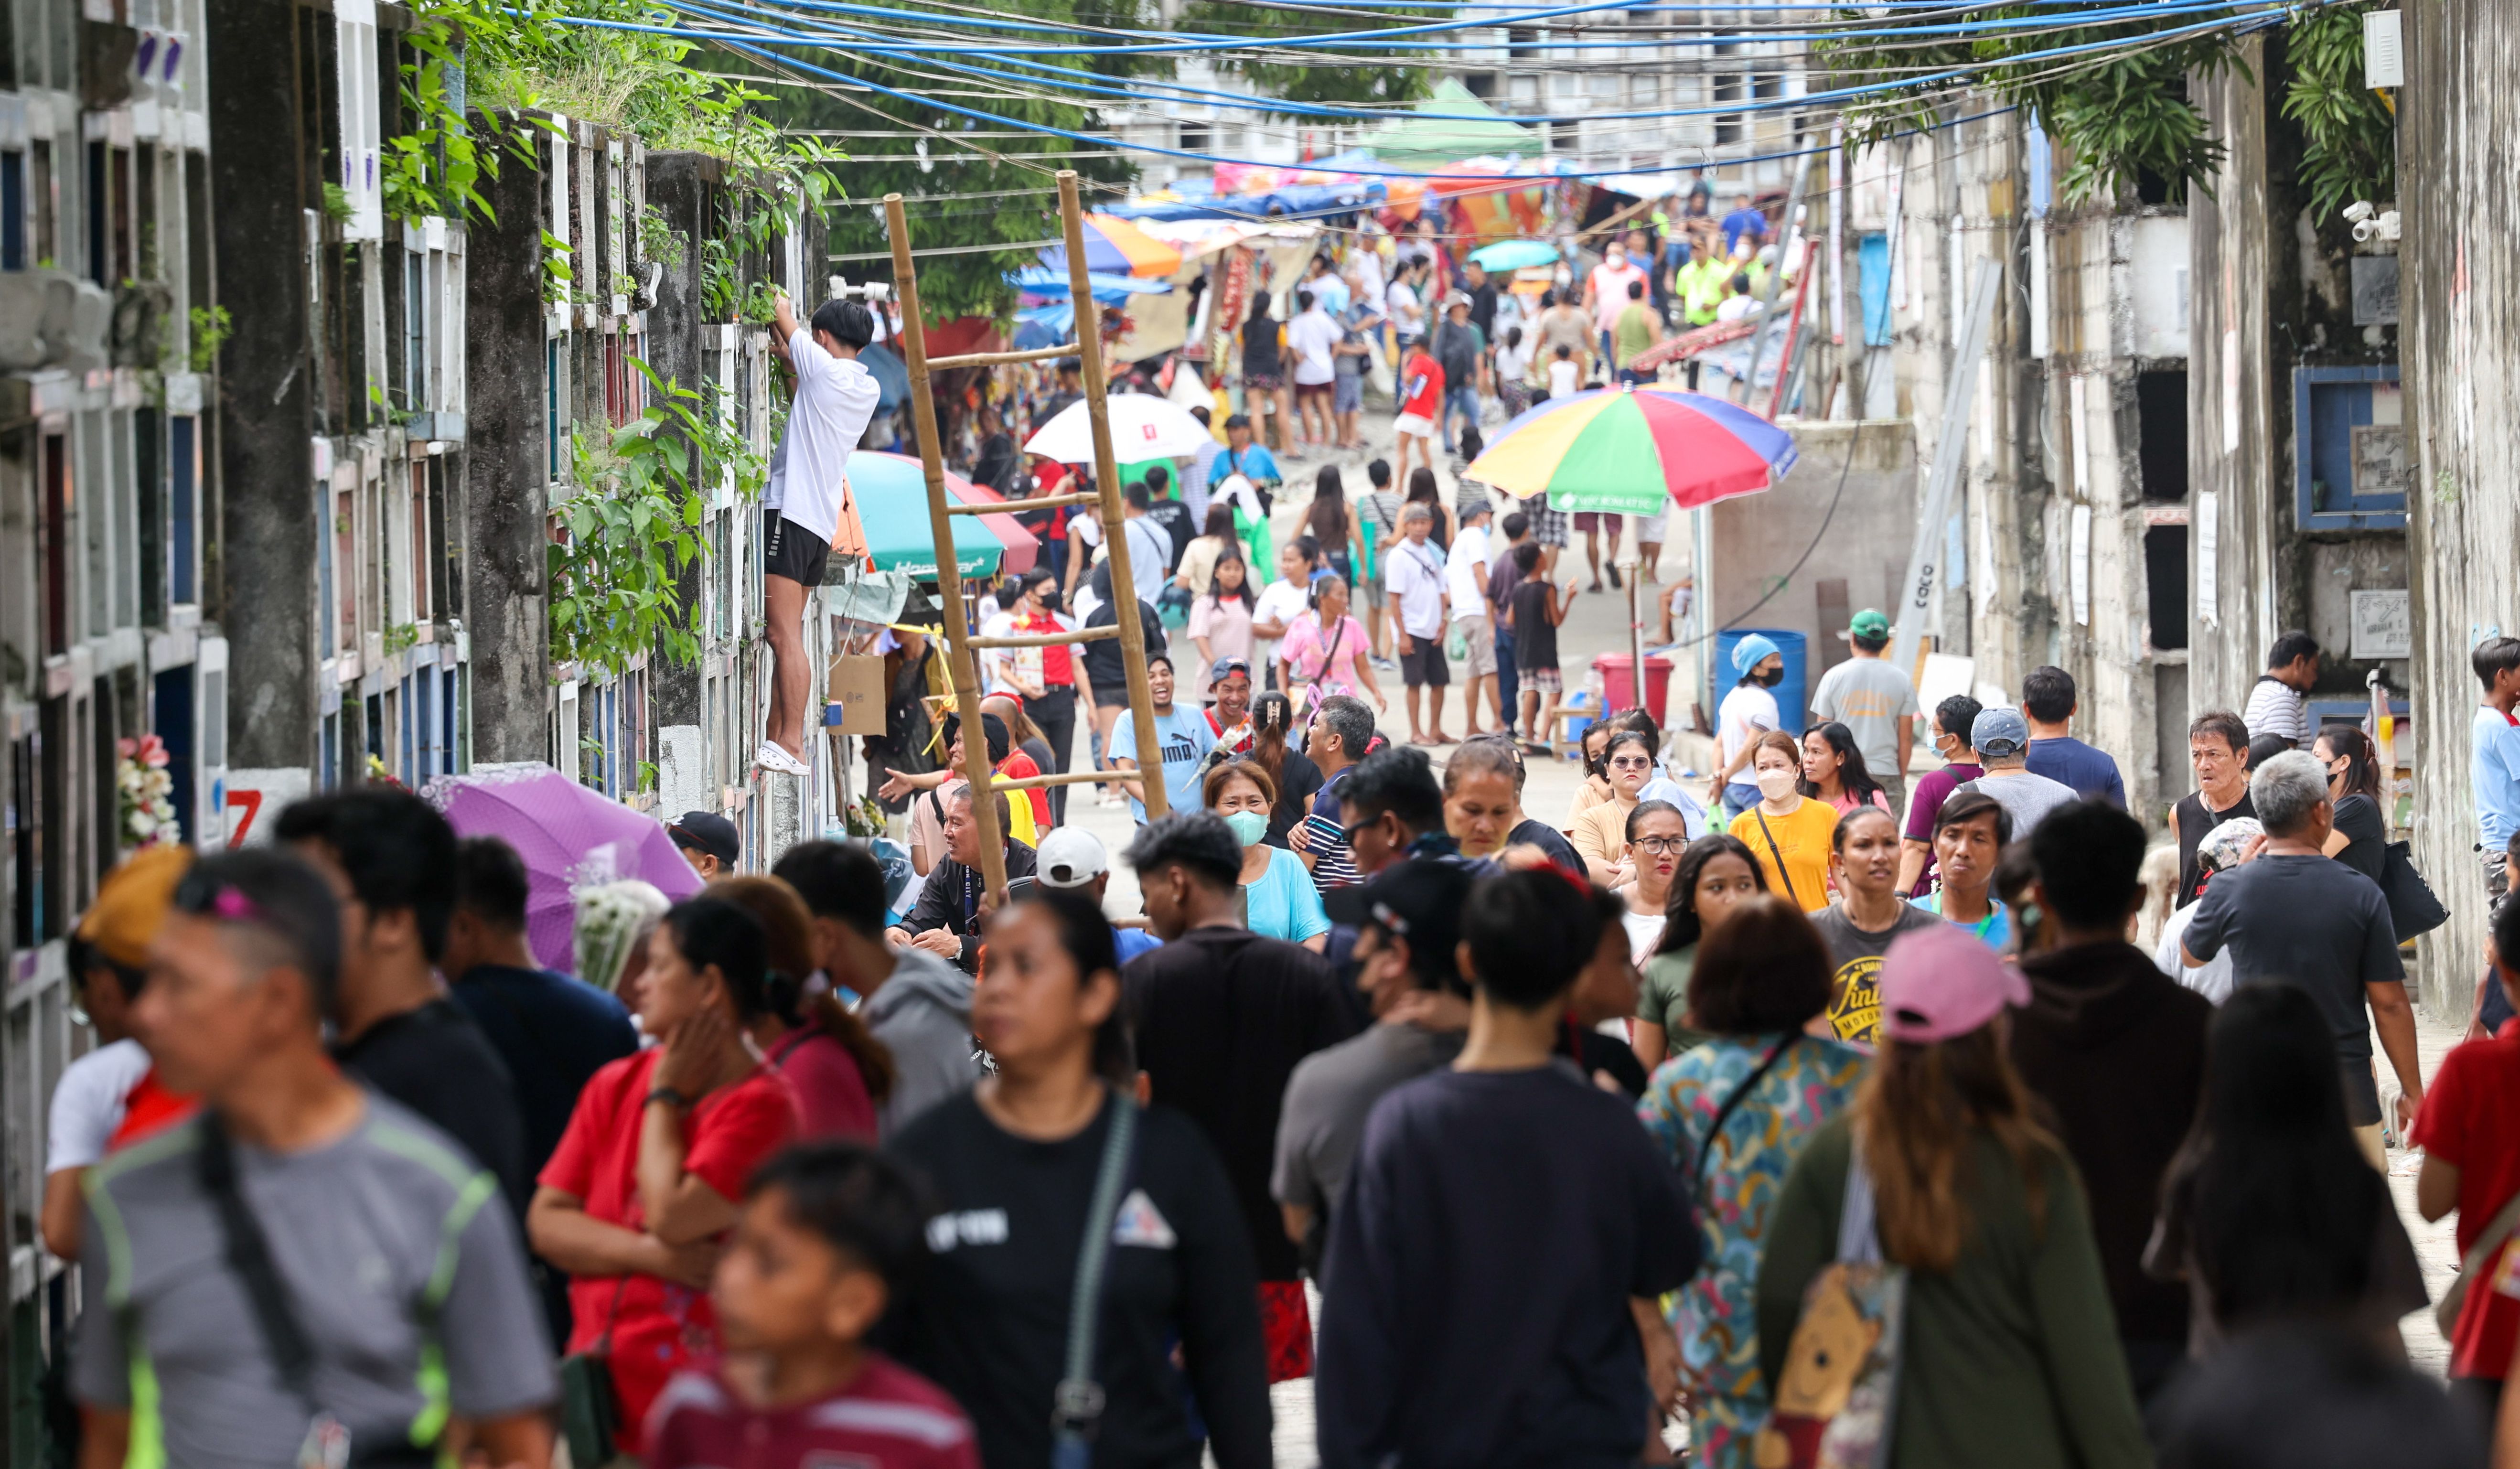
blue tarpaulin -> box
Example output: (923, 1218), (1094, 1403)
(1859, 233), (1893, 349)
(1103, 178), (1388, 223)
(1008, 269), (1172, 304)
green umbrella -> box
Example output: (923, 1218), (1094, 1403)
(839, 453), (1009, 580)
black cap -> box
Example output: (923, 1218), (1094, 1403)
(668, 811), (741, 866)
(1324, 859), (1473, 980)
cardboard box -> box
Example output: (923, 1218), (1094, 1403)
(826, 654), (889, 734)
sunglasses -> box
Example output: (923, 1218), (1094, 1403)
(1608, 755), (1654, 771)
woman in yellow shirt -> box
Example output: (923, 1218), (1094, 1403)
(1733, 729), (1837, 910)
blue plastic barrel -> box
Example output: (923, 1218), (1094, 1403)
(1711, 629), (1809, 735)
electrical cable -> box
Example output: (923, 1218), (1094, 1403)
(561, 1), (2296, 151)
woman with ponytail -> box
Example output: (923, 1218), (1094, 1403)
(1757, 923), (2148, 1469)
(710, 875), (893, 1141)
(1247, 689), (1323, 846)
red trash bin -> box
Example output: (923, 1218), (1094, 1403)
(1592, 653), (1674, 721)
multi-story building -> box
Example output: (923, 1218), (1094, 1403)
(1, 0), (220, 1446)
(0, 4), (833, 1443)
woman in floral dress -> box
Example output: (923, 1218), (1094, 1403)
(1636, 893), (1867, 1468)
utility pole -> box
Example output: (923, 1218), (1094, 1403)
(1888, 261), (2000, 682)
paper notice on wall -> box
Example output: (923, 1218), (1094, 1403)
(2070, 503), (2092, 626)
(2196, 491), (2220, 626)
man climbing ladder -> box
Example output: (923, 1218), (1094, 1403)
(758, 294), (881, 776)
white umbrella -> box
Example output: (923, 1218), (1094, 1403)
(1023, 392), (1212, 464)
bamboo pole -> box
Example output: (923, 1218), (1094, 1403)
(969, 626), (1120, 651)
(1061, 171), (1171, 820)
(943, 490), (1099, 517)
(885, 193), (1010, 904)
(929, 344), (1079, 370)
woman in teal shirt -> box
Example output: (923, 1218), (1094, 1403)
(1205, 760), (1330, 951)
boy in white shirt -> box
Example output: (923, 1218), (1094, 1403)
(761, 293), (881, 777)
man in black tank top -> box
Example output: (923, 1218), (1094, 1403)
(2172, 710), (2254, 908)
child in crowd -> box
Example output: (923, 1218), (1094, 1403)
(1547, 343), (1582, 400)
(1505, 540), (1576, 751)
(1394, 338), (1446, 489)
(644, 1141), (978, 1469)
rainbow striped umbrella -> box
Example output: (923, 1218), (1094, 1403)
(1466, 384), (1799, 516)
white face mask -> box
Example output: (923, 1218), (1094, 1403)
(1755, 768), (1799, 802)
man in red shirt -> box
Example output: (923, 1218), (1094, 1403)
(1393, 342), (1446, 490)
(2416, 891), (2520, 1419)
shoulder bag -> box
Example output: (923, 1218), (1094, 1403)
(1752, 808), (1805, 910)
(1754, 1138), (1906, 1469)
(195, 1115), (439, 1469)
(2436, 1189), (2520, 1337)
(1295, 616), (1350, 715)
(2381, 838), (2450, 942)
(1052, 1093), (1143, 1469)
(1694, 1035), (1799, 1186)
(558, 1279), (631, 1469)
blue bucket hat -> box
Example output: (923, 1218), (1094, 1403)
(1732, 634), (1781, 676)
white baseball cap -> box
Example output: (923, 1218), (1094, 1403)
(1035, 827), (1110, 889)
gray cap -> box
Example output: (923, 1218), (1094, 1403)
(1970, 706), (2030, 757)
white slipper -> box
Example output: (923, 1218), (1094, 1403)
(754, 740), (811, 777)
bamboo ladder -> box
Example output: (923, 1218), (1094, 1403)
(882, 171), (1171, 906)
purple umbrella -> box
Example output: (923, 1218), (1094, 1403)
(422, 764), (703, 974)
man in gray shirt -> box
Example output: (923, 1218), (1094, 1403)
(75, 849), (554, 1469)
(772, 839), (987, 1135)
(1808, 609), (1919, 814)
(1274, 860), (1472, 1272)
(1959, 705), (2080, 840)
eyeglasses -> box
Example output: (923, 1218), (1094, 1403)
(1608, 756), (1654, 771)
(1632, 836), (1687, 856)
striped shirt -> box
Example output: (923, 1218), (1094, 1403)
(1307, 768), (1363, 891)
(2242, 675), (2310, 746)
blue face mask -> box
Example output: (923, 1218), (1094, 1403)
(1225, 810), (1270, 848)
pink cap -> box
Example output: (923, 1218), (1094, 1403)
(1878, 921), (2031, 1044)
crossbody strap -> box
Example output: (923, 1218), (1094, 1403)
(1752, 808), (1802, 909)
(196, 1115), (322, 1413)
(1053, 1092), (1141, 1457)
(1696, 1035), (1798, 1185)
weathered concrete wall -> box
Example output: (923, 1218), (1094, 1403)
(2188, 43), (2280, 723)
(462, 123), (553, 764)
(206, 0), (316, 771)
(2401, 0), (2520, 1015)
(2191, 33), (2404, 728)
(1705, 419), (1918, 713)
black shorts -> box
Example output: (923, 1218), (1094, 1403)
(1092, 680), (1132, 709)
(763, 510), (831, 586)
(1399, 639), (1451, 687)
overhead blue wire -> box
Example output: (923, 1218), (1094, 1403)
(665, 0), (2300, 58)
(546, 8), (2290, 182)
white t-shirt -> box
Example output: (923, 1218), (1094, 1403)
(47, 1038), (152, 1173)
(1494, 337), (1533, 386)
(1547, 357), (1582, 398)
(1351, 248), (1386, 308)
(1446, 524), (1492, 614)
(1288, 310), (1340, 386)
(977, 609), (1019, 695)
(2155, 903), (2233, 1005)
(765, 333), (881, 547)
(1120, 516), (1172, 592)
(1253, 577), (1311, 679)
(1384, 535), (1450, 639)
(1716, 294), (1759, 323)
(1717, 683), (1782, 773)
(1387, 280), (1424, 335)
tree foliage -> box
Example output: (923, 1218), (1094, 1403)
(1815, 2), (2247, 204)
(1819, 0), (2396, 212)
(702, 0), (1156, 322)
(2281, 2), (2397, 218)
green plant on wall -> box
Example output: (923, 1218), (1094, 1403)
(188, 304), (231, 375)
(548, 360), (766, 676)
(1818, 1), (2395, 211)
(2283, 2), (2397, 218)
